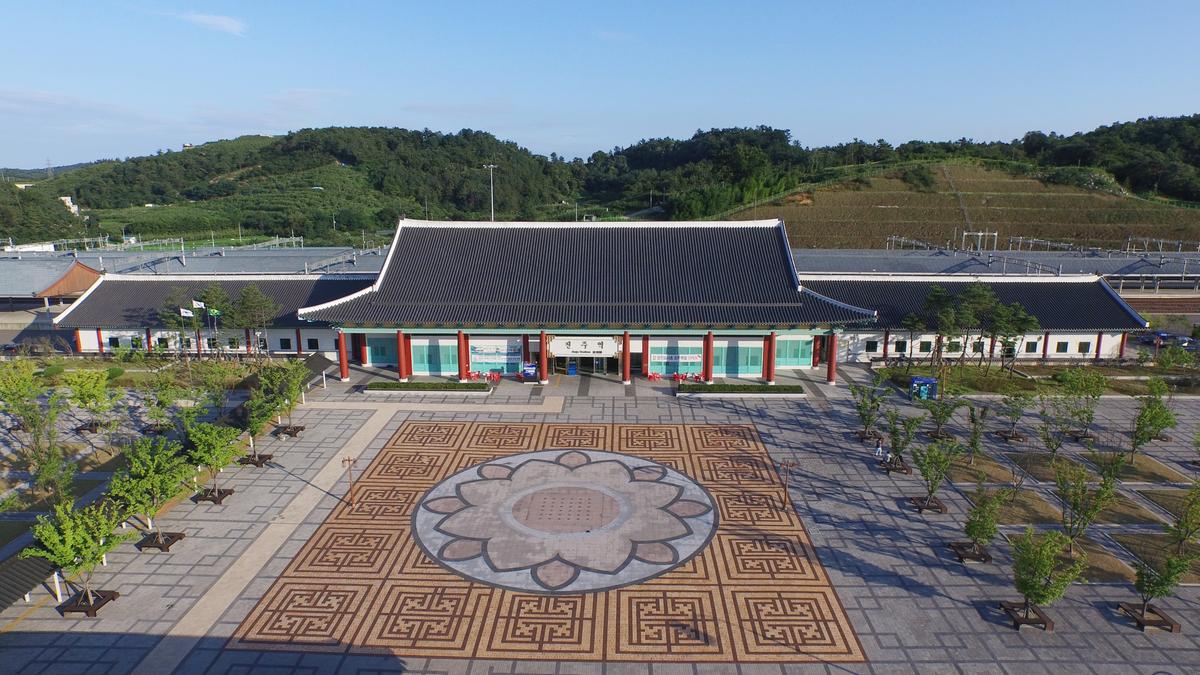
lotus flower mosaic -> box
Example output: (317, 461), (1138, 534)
(413, 449), (718, 593)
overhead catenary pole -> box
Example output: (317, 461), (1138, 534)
(483, 164), (497, 221)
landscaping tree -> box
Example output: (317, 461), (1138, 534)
(1165, 480), (1200, 554)
(1056, 368), (1106, 439)
(144, 369), (184, 432)
(963, 484), (1006, 558)
(187, 422), (243, 498)
(989, 303), (1040, 375)
(884, 408), (924, 467)
(21, 500), (130, 608)
(997, 389), (1034, 440)
(193, 359), (241, 417)
(63, 369), (121, 436)
(911, 440), (962, 510)
(899, 313), (924, 373)
(1055, 453), (1123, 557)
(1132, 553), (1195, 620)
(849, 373), (889, 441)
(1037, 394), (1070, 457)
(965, 403), (988, 466)
(1131, 377), (1177, 458)
(107, 437), (192, 544)
(231, 284), (280, 360)
(18, 393), (74, 501)
(1193, 427), (1200, 471)
(0, 359), (41, 428)
(918, 395), (963, 439)
(1010, 527), (1087, 621)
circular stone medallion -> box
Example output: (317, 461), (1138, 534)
(413, 449), (718, 594)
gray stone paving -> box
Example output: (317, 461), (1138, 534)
(1, 367), (1199, 673)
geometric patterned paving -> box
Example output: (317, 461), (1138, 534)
(229, 422), (865, 663)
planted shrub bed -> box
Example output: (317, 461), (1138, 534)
(365, 381), (491, 392)
(677, 383), (804, 394)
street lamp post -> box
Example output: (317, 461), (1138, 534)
(483, 164), (497, 221)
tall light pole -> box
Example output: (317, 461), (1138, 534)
(483, 164), (497, 221)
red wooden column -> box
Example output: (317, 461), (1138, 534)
(95, 329), (104, 354)
(826, 332), (838, 384)
(457, 330), (469, 382)
(521, 335), (531, 364)
(882, 329), (890, 359)
(337, 331), (349, 380)
(621, 331), (632, 385)
(396, 330), (408, 381)
(195, 329), (202, 357)
(244, 328), (252, 355)
(1118, 332), (1128, 359)
(641, 335), (651, 377)
(763, 331), (777, 384)
(74, 329), (82, 354)
(296, 328), (304, 355)
(812, 335), (823, 367)
(538, 331), (549, 384)
(1042, 331), (1050, 359)
(358, 335), (369, 366)
(1095, 332), (1103, 362)
(145, 328), (153, 351)
(989, 336), (996, 359)
(702, 331), (715, 384)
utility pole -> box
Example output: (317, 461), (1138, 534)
(483, 164), (497, 221)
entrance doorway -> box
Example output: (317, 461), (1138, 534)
(554, 356), (618, 376)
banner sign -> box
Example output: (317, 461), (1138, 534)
(649, 353), (702, 363)
(549, 336), (617, 358)
(470, 343), (521, 362)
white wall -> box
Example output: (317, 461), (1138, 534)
(839, 330), (1130, 363)
(78, 327), (339, 358)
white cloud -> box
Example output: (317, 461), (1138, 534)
(178, 11), (247, 37)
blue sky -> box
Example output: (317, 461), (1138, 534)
(3, 1), (1199, 167)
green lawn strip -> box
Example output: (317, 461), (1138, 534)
(969, 488), (1060, 525)
(1112, 533), (1200, 584)
(12, 479), (107, 512)
(1050, 489), (1164, 525)
(946, 453), (1014, 483)
(1137, 489), (1192, 519)
(365, 381), (490, 391)
(0, 520), (32, 549)
(1084, 452), (1189, 483)
(677, 383), (804, 394)
(1003, 452), (1095, 482)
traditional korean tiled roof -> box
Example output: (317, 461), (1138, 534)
(798, 274), (1148, 331)
(298, 219), (877, 328)
(0, 259), (100, 298)
(53, 274), (374, 329)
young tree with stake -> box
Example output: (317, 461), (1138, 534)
(918, 395), (963, 439)
(960, 483), (1007, 560)
(1130, 554), (1194, 624)
(997, 389), (1033, 441)
(187, 423), (243, 502)
(883, 407), (923, 469)
(849, 373), (889, 441)
(910, 440), (962, 512)
(1166, 480), (1200, 554)
(1131, 377), (1177, 458)
(1055, 452), (1123, 557)
(21, 501), (130, 608)
(1009, 527), (1086, 625)
(108, 437), (192, 545)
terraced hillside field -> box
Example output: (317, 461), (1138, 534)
(732, 163), (1200, 249)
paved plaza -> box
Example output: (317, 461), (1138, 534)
(1, 366), (1200, 673)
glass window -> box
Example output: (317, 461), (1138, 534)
(918, 341), (933, 353)
(864, 340), (878, 353)
(307, 338), (320, 351)
(1077, 342), (1091, 354)
(972, 341), (985, 354)
(157, 338), (169, 349)
(183, 337), (192, 349)
(1056, 341), (1069, 353)
(108, 337), (120, 348)
(894, 340), (908, 354)
(131, 337), (142, 349)
(228, 337), (239, 349)
(207, 337), (218, 349)
(258, 337), (267, 350)
(774, 339), (812, 367)
(1025, 341), (1039, 353)
(946, 341), (962, 353)
(279, 338), (292, 351)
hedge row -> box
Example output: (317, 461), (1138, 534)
(365, 381), (491, 391)
(677, 383), (805, 394)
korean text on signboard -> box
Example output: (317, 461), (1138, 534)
(548, 336), (618, 358)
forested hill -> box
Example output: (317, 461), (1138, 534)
(4, 115), (1200, 244)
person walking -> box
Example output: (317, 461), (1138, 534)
(874, 438), (884, 459)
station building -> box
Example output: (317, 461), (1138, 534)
(52, 219), (1150, 384)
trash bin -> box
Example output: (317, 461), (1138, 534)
(566, 361), (577, 376)
(909, 376), (938, 401)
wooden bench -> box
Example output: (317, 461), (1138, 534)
(999, 601), (1053, 632)
(193, 488), (234, 505)
(61, 590), (120, 617)
(1117, 602), (1181, 633)
(136, 532), (185, 552)
(275, 425), (305, 438)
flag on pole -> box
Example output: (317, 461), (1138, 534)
(208, 308), (222, 317)
(192, 300), (206, 309)
(180, 307), (194, 318)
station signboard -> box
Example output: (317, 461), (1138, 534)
(548, 336), (618, 357)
